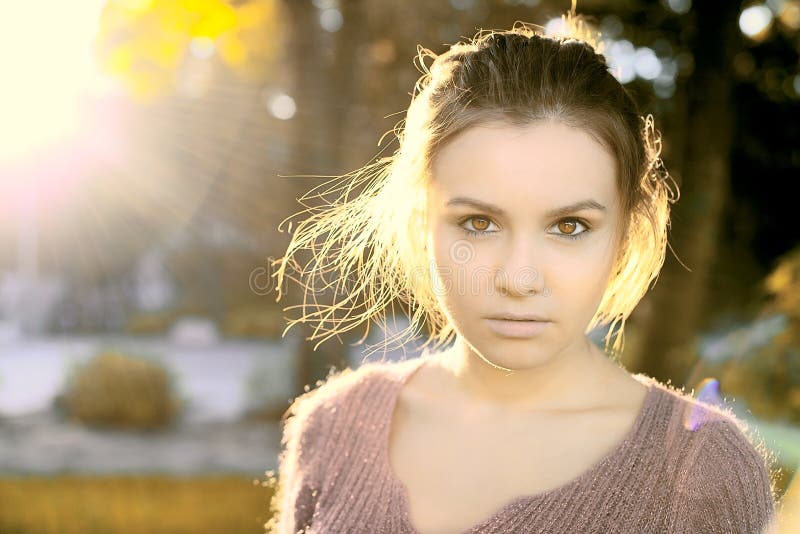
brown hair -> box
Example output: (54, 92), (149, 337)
(271, 8), (679, 362)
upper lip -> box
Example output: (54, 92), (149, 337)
(487, 313), (550, 322)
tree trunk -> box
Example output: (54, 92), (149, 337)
(633, 0), (740, 389)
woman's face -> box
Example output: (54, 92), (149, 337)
(425, 119), (623, 370)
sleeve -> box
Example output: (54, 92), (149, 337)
(673, 418), (778, 534)
(267, 395), (325, 534)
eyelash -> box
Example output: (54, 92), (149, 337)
(457, 215), (592, 241)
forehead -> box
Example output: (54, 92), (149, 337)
(429, 120), (618, 211)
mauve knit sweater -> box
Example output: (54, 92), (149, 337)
(268, 355), (778, 534)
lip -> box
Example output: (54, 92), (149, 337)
(485, 318), (551, 338)
(486, 312), (550, 322)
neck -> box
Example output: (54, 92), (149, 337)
(435, 335), (616, 414)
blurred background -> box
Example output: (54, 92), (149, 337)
(0, 0), (798, 532)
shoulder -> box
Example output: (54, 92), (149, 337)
(647, 379), (779, 533)
(281, 358), (412, 441)
(276, 358), (410, 484)
(677, 417), (778, 533)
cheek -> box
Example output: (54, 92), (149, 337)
(557, 245), (613, 278)
(551, 241), (617, 306)
(556, 263), (605, 303)
(430, 250), (479, 301)
(429, 222), (466, 270)
(429, 243), (490, 312)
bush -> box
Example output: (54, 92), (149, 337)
(60, 350), (183, 430)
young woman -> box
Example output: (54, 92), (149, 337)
(265, 7), (778, 534)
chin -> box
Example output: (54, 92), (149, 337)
(471, 343), (553, 370)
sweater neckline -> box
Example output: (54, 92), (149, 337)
(380, 355), (658, 534)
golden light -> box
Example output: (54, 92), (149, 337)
(0, 0), (111, 165)
(778, 0), (800, 29)
(739, 4), (775, 41)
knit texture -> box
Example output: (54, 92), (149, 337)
(268, 355), (778, 534)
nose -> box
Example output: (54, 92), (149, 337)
(493, 236), (546, 296)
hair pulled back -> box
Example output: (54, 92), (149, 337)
(271, 10), (679, 361)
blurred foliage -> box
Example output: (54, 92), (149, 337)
(166, 246), (283, 330)
(95, 0), (283, 100)
(58, 350), (183, 430)
(222, 304), (286, 339)
(708, 245), (800, 422)
(125, 310), (178, 334)
(123, 302), (287, 338)
(0, 475), (272, 533)
(764, 245), (800, 318)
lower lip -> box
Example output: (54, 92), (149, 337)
(486, 319), (551, 338)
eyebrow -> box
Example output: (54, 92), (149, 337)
(445, 197), (607, 218)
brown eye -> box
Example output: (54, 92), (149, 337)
(550, 218), (591, 241)
(557, 220), (577, 235)
(459, 216), (497, 237)
(471, 217), (490, 231)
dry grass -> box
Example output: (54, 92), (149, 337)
(0, 474), (276, 533)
